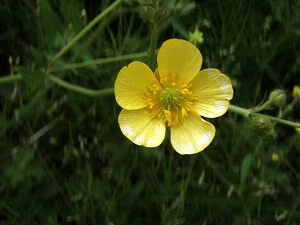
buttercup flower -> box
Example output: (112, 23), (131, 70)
(114, 39), (233, 154)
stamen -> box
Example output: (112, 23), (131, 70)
(181, 107), (186, 117)
(143, 70), (197, 127)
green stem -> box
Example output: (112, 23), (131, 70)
(237, 190), (252, 224)
(253, 113), (300, 128)
(250, 100), (272, 113)
(0, 74), (22, 85)
(50, 0), (122, 64)
(148, 25), (158, 71)
(228, 104), (249, 117)
(0, 51), (147, 85)
(282, 158), (299, 178)
(47, 74), (114, 97)
(282, 98), (297, 116)
(70, 13), (116, 62)
(228, 105), (300, 128)
(286, 190), (300, 225)
(49, 51), (148, 72)
(252, 139), (264, 159)
(240, 139), (264, 191)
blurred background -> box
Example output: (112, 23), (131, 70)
(0, 0), (299, 224)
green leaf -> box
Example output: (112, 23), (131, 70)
(240, 154), (252, 185)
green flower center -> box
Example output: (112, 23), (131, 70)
(143, 71), (197, 127)
(160, 88), (182, 110)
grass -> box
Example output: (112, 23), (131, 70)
(0, 0), (299, 224)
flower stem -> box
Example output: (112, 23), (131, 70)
(237, 190), (252, 224)
(250, 100), (272, 113)
(148, 25), (158, 71)
(228, 104), (249, 117)
(286, 189), (300, 225)
(228, 104), (300, 128)
(50, 0), (122, 65)
(0, 51), (147, 85)
(47, 74), (113, 97)
(49, 51), (147, 72)
(0, 74), (22, 85)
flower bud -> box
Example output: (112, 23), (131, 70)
(140, 5), (168, 27)
(189, 28), (204, 46)
(272, 153), (279, 161)
(292, 85), (300, 100)
(140, 4), (156, 24)
(9, 55), (13, 65)
(154, 9), (168, 27)
(251, 115), (275, 138)
(269, 89), (286, 107)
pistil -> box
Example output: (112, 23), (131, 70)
(144, 70), (197, 127)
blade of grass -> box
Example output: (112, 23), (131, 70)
(49, 51), (148, 72)
(50, 0), (122, 64)
(47, 73), (114, 97)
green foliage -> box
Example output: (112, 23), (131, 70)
(1, 0), (300, 224)
(240, 153), (252, 186)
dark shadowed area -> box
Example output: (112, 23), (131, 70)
(0, 0), (299, 224)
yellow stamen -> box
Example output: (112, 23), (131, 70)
(143, 70), (197, 127)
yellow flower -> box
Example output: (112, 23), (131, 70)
(114, 39), (233, 154)
(293, 85), (300, 100)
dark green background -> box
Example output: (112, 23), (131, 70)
(1, 0), (299, 224)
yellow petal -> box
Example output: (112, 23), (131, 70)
(114, 61), (160, 110)
(191, 68), (233, 118)
(170, 113), (215, 154)
(118, 108), (166, 147)
(157, 39), (202, 84)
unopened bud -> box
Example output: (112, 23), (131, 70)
(269, 89), (286, 107)
(272, 153), (279, 161)
(189, 28), (204, 45)
(140, 4), (156, 24)
(154, 9), (168, 27)
(81, 9), (86, 18)
(9, 55), (13, 65)
(251, 115), (275, 138)
(292, 85), (300, 100)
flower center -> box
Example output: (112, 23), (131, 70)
(143, 70), (197, 127)
(160, 88), (182, 110)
